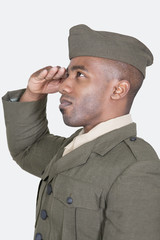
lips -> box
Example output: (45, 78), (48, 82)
(59, 97), (72, 110)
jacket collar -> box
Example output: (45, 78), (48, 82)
(93, 122), (136, 156)
(42, 123), (136, 181)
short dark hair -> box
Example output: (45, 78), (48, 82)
(102, 59), (144, 107)
(114, 61), (144, 106)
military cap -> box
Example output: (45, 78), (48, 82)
(68, 24), (153, 77)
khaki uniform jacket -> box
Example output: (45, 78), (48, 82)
(2, 89), (160, 240)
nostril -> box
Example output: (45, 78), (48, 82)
(58, 82), (68, 94)
(58, 77), (73, 94)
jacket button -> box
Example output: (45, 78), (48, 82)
(47, 183), (52, 195)
(41, 210), (48, 220)
(130, 136), (137, 141)
(67, 197), (73, 204)
(35, 233), (42, 240)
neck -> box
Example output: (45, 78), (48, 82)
(83, 112), (130, 133)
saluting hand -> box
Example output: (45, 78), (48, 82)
(20, 66), (66, 102)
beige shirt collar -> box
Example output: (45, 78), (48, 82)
(63, 114), (132, 156)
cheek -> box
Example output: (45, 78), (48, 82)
(76, 88), (106, 113)
(74, 79), (111, 112)
(87, 84), (109, 102)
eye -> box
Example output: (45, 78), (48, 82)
(77, 72), (85, 77)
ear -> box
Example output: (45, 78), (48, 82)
(111, 80), (130, 100)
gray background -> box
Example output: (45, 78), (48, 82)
(0, 0), (160, 239)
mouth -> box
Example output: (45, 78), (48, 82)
(59, 97), (72, 110)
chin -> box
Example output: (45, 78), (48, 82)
(63, 115), (83, 128)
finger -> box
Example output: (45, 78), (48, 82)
(61, 68), (68, 79)
(52, 67), (66, 80)
(47, 79), (62, 92)
(38, 69), (48, 80)
(45, 66), (60, 80)
(31, 66), (53, 80)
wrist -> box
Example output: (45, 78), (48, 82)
(19, 88), (47, 102)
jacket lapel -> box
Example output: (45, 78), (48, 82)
(42, 123), (137, 182)
(45, 139), (96, 182)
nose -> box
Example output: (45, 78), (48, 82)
(58, 76), (73, 94)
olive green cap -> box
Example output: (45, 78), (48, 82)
(68, 24), (153, 77)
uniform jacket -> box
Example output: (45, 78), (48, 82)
(2, 89), (160, 240)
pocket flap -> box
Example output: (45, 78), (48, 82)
(54, 174), (102, 210)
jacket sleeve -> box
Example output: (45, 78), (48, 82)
(103, 160), (160, 240)
(2, 89), (66, 177)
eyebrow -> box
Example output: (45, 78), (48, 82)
(68, 65), (88, 72)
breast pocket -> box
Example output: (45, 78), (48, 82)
(54, 174), (103, 240)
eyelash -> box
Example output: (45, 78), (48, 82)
(65, 71), (85, 78)
(77, 72), (85, 77)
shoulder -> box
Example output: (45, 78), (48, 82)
(96, 135), (160, 192)
(107, 137), (160, 196)
(123, 136), (159, 162)
(115, 136), (160, 180)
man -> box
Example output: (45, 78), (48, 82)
(2, 24), (160, 240)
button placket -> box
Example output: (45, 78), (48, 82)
(35, 179), (48, 228)
(41, 209), (48, 220)
(35, 177), (56, 239)
(35, 181), (51, 239)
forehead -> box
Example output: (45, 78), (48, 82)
(67, 57), (121, 82)
(68, 56), (108, 70)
